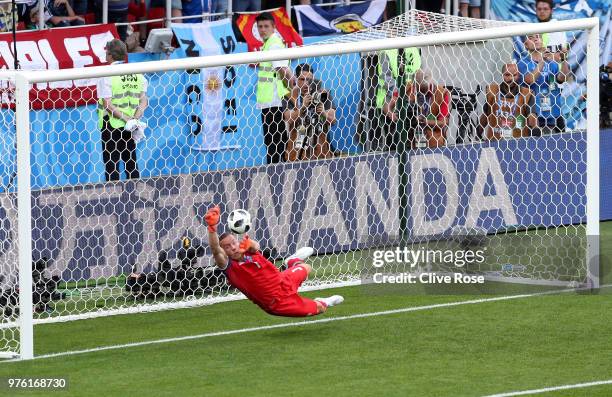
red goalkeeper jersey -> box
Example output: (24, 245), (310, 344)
(224, 252), (282, 309)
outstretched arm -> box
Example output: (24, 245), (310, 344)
(208, 230), (228, 269)
(239, 234), (260, 254)
(205, 205), (228, 269)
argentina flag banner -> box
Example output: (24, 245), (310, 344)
(173, 20), (240, 151)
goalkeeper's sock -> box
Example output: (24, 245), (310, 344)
(284, 247), (315, 268)
(285, 258), (305, 268)
(315, 295), (344, 308)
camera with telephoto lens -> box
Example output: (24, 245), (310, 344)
(311, 90), (329, 108)
(126, 236), (227, 299)
(32, 257), (66, 314)
(447, 85), (477, 114)
(0, 257), (65, 317)
(301, 83), (329, 138)
(308, 80), (329, 108)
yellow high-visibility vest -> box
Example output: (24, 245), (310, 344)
(98, 73), (144, 129)
(376, 48), (421, 108)
(256, 35), (289, 105)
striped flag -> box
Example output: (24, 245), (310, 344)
(294, 0), (386, 37)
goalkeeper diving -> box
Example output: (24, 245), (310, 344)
(205, 205), (344, 317)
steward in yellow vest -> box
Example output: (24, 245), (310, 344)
(376, 48), (421, 110)
(255, 12), (294, 164)
(97, 39), (148, 182)
(371, 47), (421, 152)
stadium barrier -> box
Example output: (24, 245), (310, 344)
(0, 131), (593, 284)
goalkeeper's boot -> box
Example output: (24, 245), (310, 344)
(315, 295), (344, 308)
(283, 247), (315, 269)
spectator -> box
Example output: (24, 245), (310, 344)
(27, 6), (53, 29)
(460, 0), (480, 19)
(535, 0), (569, 110)
(125, 29), (145, 53)
(181, 0), (202, 23)
(0, 3), (14, 32)
(483, 63), (536, 140)
(147, 0), (182, 27)
(171, 0), (182, 20)
(70, 0), (88, 15)
(96, 39), (148, 181)
(373, 47), (421, 152)
(233, 0), (260, 13)
(95, 0), (129, 41)
(128, 0), (148, 47)
(536, 0), (569, 62)
(45, 0), (85, 27)
(518, 34), (569, 135)
(255, 12), (294, 164)
(17, 0), (38, 26)
(210, 0), (228, 20)
(414, 0), (442, 13)
(406, 69), (450, 148)
(283, 63), (336, 161)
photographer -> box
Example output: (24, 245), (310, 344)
(482, 63), (536, 140)
(283, 63), (336, 161)
(44, 0), (85, 27)
(374, 48), (421, 152)
(518, 33), (569, 135)
(536, 0), (569, 64)
(406, 69), (451, 148)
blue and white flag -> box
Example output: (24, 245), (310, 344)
(173, 19), (240, 151)
(294, 0), (386, 37)
(492, 0), (610, 65)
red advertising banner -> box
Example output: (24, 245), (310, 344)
(0, 24), (119, 109)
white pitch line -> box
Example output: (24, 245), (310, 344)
(483, 379), (612, 396)
(3, 284), (611, 363)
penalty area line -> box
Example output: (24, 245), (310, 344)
(4, 284), (611, 363)
(482, 379), (612, 396)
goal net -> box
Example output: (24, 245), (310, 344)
(0, 10), (599, 358)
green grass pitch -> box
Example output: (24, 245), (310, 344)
(0, 223), (611, 397)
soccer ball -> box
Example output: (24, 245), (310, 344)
(227, 209), (251, 235)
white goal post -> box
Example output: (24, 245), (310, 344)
(0, 14), (600, 360)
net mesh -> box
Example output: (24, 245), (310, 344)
(315, 10), (519, 43)
(0, 11), (596, 355)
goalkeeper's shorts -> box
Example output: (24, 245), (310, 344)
(265, 266), (319, 317)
